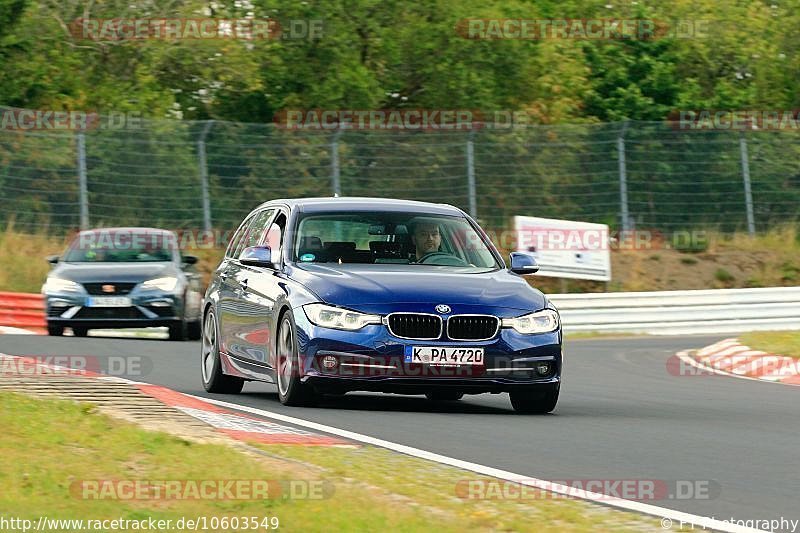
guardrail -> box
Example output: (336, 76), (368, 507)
(0, 292), (46, 332)
(1, 287), (798, 337)
(551, 287), (800, 335)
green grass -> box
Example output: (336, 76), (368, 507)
(0, 391), (662, 532)
(739, 331), (800, 359)
(256, 445), (662, 532)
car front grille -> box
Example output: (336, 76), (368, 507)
(446, 315), (500, 341)
(82, 282), (137, 295)
(387, 313), (442, 340)
(74, 307), (145, 320)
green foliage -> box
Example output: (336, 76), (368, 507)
(2, 1), (800, 234)
(2, 0), (799, 120)
(714, 267), (735, 283)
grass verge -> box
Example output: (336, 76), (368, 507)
(738, 330), (800, 359)
(0, 391), (663, 532)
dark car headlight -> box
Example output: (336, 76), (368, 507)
(502, 309), (560, 334)
(303, 303), (382, 331)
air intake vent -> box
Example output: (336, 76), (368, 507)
(82, 283), (137, 295)
(447, 315), (500, 341)
(387, 313), (442, 340)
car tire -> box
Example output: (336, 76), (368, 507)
(201, 309), (244, 394)
(72, 326), (88, 337)
(425, 391), (464, 401)
(187, 319), (202, 341)
(168, 320), (187, 341)
(276, 312), (319, 407)
(47, 323), (64, 336)
(509, 386), (559, 414)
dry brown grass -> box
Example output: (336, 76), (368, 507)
(2, 221), (799, 294)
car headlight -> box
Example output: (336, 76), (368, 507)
(141, 277), (178, 292)
(42, 277), (82, 294)
(303, 303), (382, 331)
(502, 309), (560, 334)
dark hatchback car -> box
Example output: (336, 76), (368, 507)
(42, 227), (204, 340)
(201, 198), (562, 413)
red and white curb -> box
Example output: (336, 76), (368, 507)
(134, 384), (349, 445)
(0, 326), (39, 335)
(678, 338), (800, 386)
(0, 353), (350, 446)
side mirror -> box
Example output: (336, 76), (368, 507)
(46, 255), (59, 265)
(239, 246), (274, 268)
(182, 254), (198, 265)
(509, 252), (539, 274)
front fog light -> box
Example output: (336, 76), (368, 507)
(535, 363), (551, 376)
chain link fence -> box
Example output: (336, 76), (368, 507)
(1, 112), (799, 235)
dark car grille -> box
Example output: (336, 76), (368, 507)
(74, 307), (145, 320)
(387, 314), (442, 339)
(447, 315), (500, 341)
(82, 282), (137, 295)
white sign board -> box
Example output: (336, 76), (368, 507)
(513, 216), (611, 281)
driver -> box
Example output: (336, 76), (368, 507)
(411, 221), (442, 261)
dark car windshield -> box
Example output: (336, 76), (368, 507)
(294, 211), (500, 270)
(63, 230), (176, 263)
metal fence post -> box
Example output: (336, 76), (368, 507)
(739, 133), (756, 236)
(466, 129), (477, 219)
(77, 133), (89, 230)
(617, 121), (630, 232)
(198, 120), (214, 232)
(331, 127), (342, 196)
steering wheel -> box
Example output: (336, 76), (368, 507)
(416, 251), (470, 267)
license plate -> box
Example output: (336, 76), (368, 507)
(86, 296), (132, 307)
(404, 346), (484, 365)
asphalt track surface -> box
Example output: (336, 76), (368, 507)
(2, 333), (798, 529)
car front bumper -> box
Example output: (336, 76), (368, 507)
(293, 310), (563, 394)
(44, 290), (184, 329)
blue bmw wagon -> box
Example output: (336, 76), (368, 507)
(201, 197), (562, 413)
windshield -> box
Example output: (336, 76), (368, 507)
(294, 211), (500, 270)
(63, 230), (177, 263)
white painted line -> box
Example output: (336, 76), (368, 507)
(188, 394), (763, 533)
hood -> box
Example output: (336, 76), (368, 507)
(287, 263), (547, 313)
(51, 262), (177, 283)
